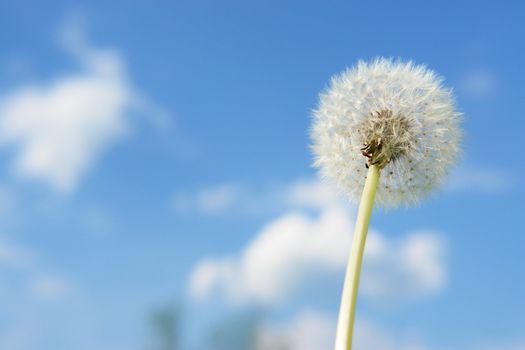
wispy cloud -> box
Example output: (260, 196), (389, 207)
(0, 235), (34, 268)
(0, 235), (71, 302)
(258, 309), (441, 350)
(258, 310), (335, 350)
(459, 68), (499, 98)
(172, 182), (279, 216)
(188, 179), (447, 305)
(29, 274), (71, 302)
(446, 165), (515, 194)
(211, 307), (525, 350)
(175, 163), (513, 217)
(0, 16), (168, 192)
(173, 184), (242, 214)
(172, 177), (345, 216)
(287, 178), (344, 209)
(474, 341), (525, 350)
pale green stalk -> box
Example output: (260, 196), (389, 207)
(334, 164), (380, 350)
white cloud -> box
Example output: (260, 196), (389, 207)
(362, 232), (446, 302)
(189, 205), (352, 304)
(0, 17), (167, 192)
(258, 310), (439, 350)
(447, 166), (514, 194)
(188, 179), (447, 305)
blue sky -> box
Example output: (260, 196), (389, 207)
(0, 0), (524, 349)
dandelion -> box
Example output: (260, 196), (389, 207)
(310, 58), (462, 350)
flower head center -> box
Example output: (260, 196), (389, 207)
(360, 109), (413, 168)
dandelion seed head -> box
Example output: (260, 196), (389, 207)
(311, 58), (462, 207)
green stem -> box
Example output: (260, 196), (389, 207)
(334, 164), (380, 350)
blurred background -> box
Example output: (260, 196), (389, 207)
(0, 0), (524, 349)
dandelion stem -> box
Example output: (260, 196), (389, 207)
(334, 164), (380, 350)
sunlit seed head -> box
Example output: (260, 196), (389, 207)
(311, 58), (462, 208)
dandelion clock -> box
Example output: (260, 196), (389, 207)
(310, 58), (462, 350)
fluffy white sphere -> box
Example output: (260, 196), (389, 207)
(311, 58), (462, 207)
